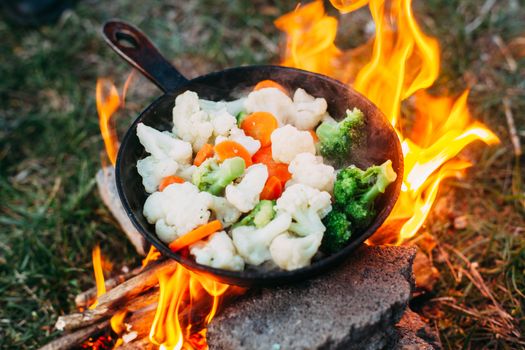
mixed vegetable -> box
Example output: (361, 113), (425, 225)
(136, 80), (397, 272)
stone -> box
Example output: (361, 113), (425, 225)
(392, 309), (442, 349)
(207, 245), (416, 350)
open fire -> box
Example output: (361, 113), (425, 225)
(90, 0), (499, 348)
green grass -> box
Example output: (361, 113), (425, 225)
(0, 0), (523, 349)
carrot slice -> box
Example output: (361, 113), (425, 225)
(260, 176), (283, 200)
(253, 80), (288, 95)
(241, 112), (278, 147)
(193, 143), (214, 166)
(309, 130), (319, 143)
(214, 140), (253, 167)
(159, 176), (185, 191)
(252, 147), (291, 185)
(169, 220), (222, 252)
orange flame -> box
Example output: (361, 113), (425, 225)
(149, 264), (234, 350)
(89, 245), (106, 309)
(276, 0), (499, 244)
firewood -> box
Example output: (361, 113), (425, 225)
(55, 260), (177, 331)
(75, 267), (143, 309)
(38, 320), (109, 350)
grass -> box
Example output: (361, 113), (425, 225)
(0, 0), (523, 349)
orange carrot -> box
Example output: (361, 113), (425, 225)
(252, 147), (291, 185)
(309, 130), (319, 143)
(169, 220), (222, 252)
(253, 80), (288, 95)
(159, 176), (185, 191)
(260, 176), (283, 200)
(193, 143), (214, 166)
(214, 140), (252, 167)
(241, 112), (278, 147)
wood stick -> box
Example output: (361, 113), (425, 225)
(55, 260), (177, 332)
(75, 267), (143, 309)
(38, 320), (109, 350)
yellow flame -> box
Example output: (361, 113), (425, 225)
(276, 0), (499, 244)
(89, 245), (106, 309)
(96, 78), (120, 166)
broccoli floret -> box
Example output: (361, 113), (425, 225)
(192, 157), (245, 195)
(234, 200), (276, 228)
(321, 209), (352, 253)
(315, 108), (364, 162)
(333, 160), (397, 228)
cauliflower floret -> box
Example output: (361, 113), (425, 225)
(269, 231), (323, 271)
(210, 109), (237, 137)
(209, 195), (242, 228)
(137, 156), (178, 193)
(215, 126), (261, 156)
(270, 125), (316, 163)
(172, 91), (214, 151)
(287, 153), (336, 192)
(143, 182), (213, 243)
(176, 164), (196, 182)
(232, 212), (292, 265)
(190, 231), (245, 271)
(290, 88), (328, 130)
(199, 97), (247, 117)
(245, 88), (295, 125)
(136, 123), (192, 164)
(275, 183), (332, 237)
(225, 164), (268, 213)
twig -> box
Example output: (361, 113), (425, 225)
(493, 35), (518, 72)
(502, 97), (522, 157)
(38, 320), (110, 350)
(465, 0), (497, 34)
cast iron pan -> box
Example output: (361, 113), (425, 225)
(103, 20), (404, 287)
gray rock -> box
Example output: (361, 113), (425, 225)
(392, 309), (442, 350)
(207, 245), (416, 350)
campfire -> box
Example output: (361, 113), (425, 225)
(41, 0), (501, 349)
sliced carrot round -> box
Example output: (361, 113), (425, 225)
(252, 146), (291, 185)
(214, 140), (253, 167)
(241, 112), (278, 147)
(159, 176), (185, 191)
(193, 143), (214, 166)
(253, 80), (288, 95)
(260, 176), (283, 200)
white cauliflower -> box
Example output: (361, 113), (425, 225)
(136, 156), (179, 193)
(209, 195), (242, 228)
(287, 153), (336, 192)
(199, 97), (247, 117)
(143, 182), (213, 243)
(176, 164), (196, 182)
(245, 88), (295, 125)
(232, 212), (292, 265)
(215, 126), (261, 156)
(190, 231), (245, 271)
(136, 123), (192, 164)
(172, 91), (214, 151)
(225, 164), (268, 213)
(275, 183), (332, 237)
(210, 109), (237, 137)
(270, 125), (316, 163)
(269, 231), (323, 271)
(289, 88), (328, 131)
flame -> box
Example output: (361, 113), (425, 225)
(276, 0), (499, 244)
(149, 264), (234, 350)
(89, 245), (106, 309)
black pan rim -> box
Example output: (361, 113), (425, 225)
(115, 64), (403, 286)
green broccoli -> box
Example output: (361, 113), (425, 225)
(333, 160), (397, 228)
(315, 108), (364, 162)
(234, 200), (276, 228)
(236, 111), (248, 126)
(321, 209), (352, 253)
(192, 157), (245, 195)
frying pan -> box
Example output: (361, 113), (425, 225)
(103, 20), (403, 287)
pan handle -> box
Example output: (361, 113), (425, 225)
(102, 20), (189, 93)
